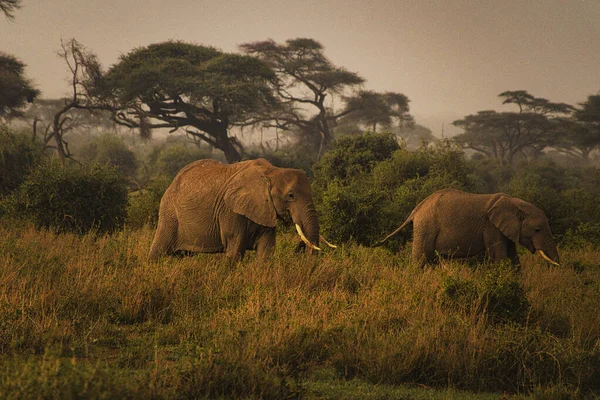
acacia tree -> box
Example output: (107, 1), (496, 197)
(95, 41), (276, 163)
(240, 38), (412, 158)
(453, 90), (573, 165)
(26, 39), (106, 165)
(340, 90), (413, 133)
(0, 0), (20, 20)
(554, 95), (600, 160)
(0, 52), (39, 121)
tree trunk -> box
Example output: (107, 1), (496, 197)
(214, 126), (242, 164)
(222, 140), (242, 164)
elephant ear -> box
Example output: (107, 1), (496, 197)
(488, 195), (523, 243)
(223, 164), (277, 228)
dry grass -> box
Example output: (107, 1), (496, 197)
(0, 221), (599, 398)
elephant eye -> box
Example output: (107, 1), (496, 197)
(286, 192), (295, 200)
(534, 227), (541, 233)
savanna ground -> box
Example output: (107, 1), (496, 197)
(0, 220), (599, 399)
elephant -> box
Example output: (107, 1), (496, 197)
(148, 158), (335, 262)
(374, 188), (560, 267)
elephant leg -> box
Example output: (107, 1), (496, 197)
(506, 241), (520, 267)
(148, 212), (178, 261)
(411, 229), (436, 268)
(255, 229), (276, 260)
(483, 230), (513, 264)
(222, 229), (248, 263)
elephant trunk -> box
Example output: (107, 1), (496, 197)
(293, 206), (321, 251)
(535, 235), (560, 266)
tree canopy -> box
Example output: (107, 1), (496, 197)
(0, 52), (39, 121)
(554, 95), (600, 159)
(97, 41), (276, 163)
(240, 38), (412, 158)
(0, 0), (20, 20)
(453, 90), (573, 165)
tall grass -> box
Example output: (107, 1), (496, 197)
(0, 221), (599, 398)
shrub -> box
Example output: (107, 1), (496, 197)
(11, 160), (129, 234)
(313, 132), (400, 188)
(479, 262), (530, 324)
(318, 178), (389, 245)
(245, 144), (318, 176)
(0, 127), (44, 197)
(149, 143), (216, 180)
(80, 133), (138, 178)
(315, 137), (482, 245)
(439, 262), (530, 325)
(562, 222), (600, 248)
(126, 175), (171, 229)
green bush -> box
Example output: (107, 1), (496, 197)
(318, 178), (389, 245)
(10, 160), (129, 234)
(479, 262), (530, 324)
(439, 262), (530, 325)
(502, 160), (600, 240)
(315, 137), (481, 245)
(562, 222), (600, 248)
(80, 133), (138, 178)
(149, 143), (216, 180)
(126, 175), (171, 229)
(245, 144), (318, 176)
(0, 127), (44, 197)
(313, 132), (400, 188)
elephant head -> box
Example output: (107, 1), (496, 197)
(488, 195), (559, 265)
(223, 159), (323, 250)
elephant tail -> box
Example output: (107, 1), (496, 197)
(372, 216), (413, 247)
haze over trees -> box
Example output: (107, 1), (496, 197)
(240, 38), (412, 158)
(452, 90), (574, 165)
(0, 52), (39, 121)
(555, 94), (600, 160)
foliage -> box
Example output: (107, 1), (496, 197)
(126, 175), (171, 229)
(80, 133), (138, 178)
(98, 41), (276, 163)
(0, 127), (44, 197)
(245, 144), (319, 177)
(555, 94), (600, 159)
(8, 160), (129, 234)
(318, 178), (390, 246)
(562, 222), (600, 249)
(501, 159), (567, 233)
(501, 159), (600, 240)
(240, 38), (412, 156)
(439, 262), (530, 324)
(315, 135), (481, 245)
(340, 90), (413, 133)
(148, 143), (215, 180)
(0, 52), (39, 120)
(313, 132), (400, 186)
(0, 0), (21, 20)
(479, 263), (530, 324)
(453, 91), (573, 165)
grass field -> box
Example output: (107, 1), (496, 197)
(0, 221), (599, 399)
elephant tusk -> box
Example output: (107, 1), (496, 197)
(319, 234), (338, 249)
(538, 250), (560, 266)
(295, 224), (321, 251)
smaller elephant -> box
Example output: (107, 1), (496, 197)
(374, 188), (560, 267)
(148, 158), (335, 262)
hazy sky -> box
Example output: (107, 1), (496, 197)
(2, 0), (599, 134)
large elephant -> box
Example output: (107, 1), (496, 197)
(374, 188), (560, 267)
(149, 158), (331, 261)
